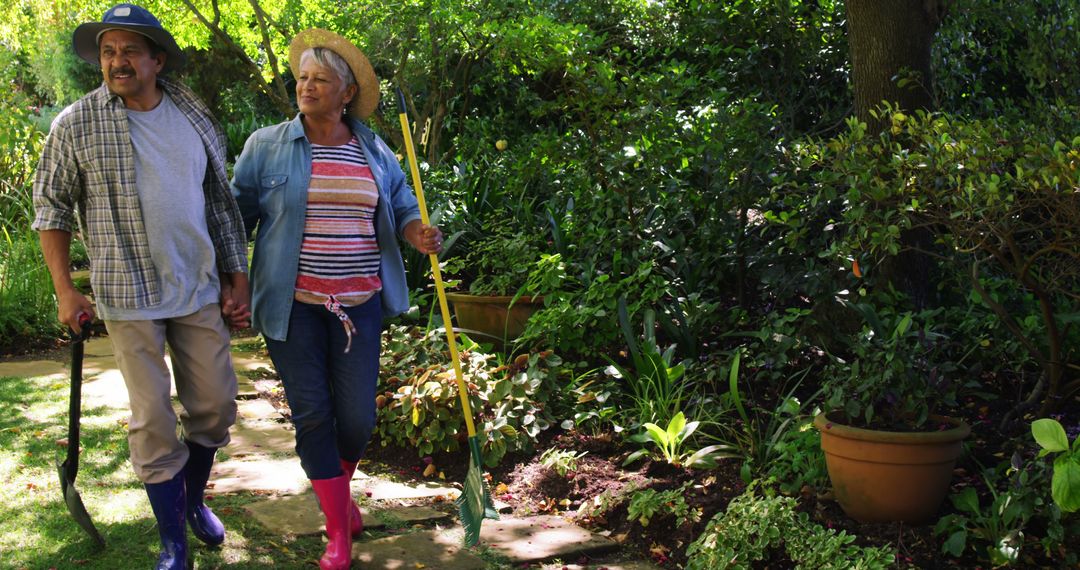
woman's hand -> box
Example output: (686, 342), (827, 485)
(404, 220), (443, 255)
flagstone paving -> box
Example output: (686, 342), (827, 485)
(3, 329), (660, 569)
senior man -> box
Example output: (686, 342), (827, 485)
(33, 4), (249, 568)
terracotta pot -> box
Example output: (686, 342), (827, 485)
(814, 411), (970, 523)
(444, 293), (544, 346)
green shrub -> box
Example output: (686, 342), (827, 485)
(375, 325), (562, 466)
(790, 107), (1080, 422)
(685, 484), (895, 570)
(627, 483), (701, 528)
(934, 450), (1078, 567)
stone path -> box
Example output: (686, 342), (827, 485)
(0, 331), (663, 570)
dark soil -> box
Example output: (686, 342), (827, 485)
(259, 364), (1079, 570)
(0, 334), (68, 361)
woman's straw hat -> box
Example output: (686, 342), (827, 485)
(289, 28), (379, 120)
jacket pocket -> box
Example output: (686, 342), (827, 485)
(261, 174), (289, 190)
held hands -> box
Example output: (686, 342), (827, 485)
(220, 272), (251, 330)
(405, 221), (444, 255)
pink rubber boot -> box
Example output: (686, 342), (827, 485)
(310, 474), (352, 570)
(340, 459), (364, 537)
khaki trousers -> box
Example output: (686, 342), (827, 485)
(105, 303), (238, 484)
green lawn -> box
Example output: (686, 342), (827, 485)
(0, 374), (331, 569)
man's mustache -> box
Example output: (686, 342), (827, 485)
(109, 67), (135, 78)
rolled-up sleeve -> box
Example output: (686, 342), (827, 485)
(32, 115), (81, 233)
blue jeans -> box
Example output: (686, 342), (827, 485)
(265, 294), (382, 479)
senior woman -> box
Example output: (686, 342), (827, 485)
(231, 29), (442, 570)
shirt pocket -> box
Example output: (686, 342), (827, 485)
(260, 174), (290, 217)
(261, 174), (289, 191)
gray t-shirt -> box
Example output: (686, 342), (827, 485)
(97, 92), (220, 320)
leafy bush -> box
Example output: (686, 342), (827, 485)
(685, 484), (895, 570)
(722, 349), (825, 489)
(443, 222), (550, 297)
(375, 325), (563, 466)
(627, 482), (701, 528)
(799, 108), (1080, 423)
(822, 303), (961, 430)
(0, 91), (61, 348)
(1032, 418), (1080, 513)
(934, 451), (1078, 567)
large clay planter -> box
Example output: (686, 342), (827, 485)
(814, 411), (970, 523)
(444, 293), (544, 346)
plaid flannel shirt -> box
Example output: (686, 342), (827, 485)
(32, 77), (248, 309)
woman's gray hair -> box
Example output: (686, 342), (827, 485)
(300, 47), (357, 89)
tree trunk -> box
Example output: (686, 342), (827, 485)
(847, 0), (944, 307)
(846, 0), (941, 131)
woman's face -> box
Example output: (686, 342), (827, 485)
(295, 54), (356, 120)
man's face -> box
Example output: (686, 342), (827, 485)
(98, 29), (165, 104)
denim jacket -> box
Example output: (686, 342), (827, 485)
(231, 114), (421, 341)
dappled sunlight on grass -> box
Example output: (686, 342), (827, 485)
(0, 371), (358, 568)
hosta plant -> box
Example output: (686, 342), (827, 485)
(623, 411), (737, 469)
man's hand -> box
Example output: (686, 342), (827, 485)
(220, 272), (251, 330)
(39, 229), (94, 334)
(58, 289), (95, 336)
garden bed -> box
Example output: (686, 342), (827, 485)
(362, 407), (1074, 569)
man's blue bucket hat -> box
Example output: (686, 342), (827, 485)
(72, 3), (186, 73)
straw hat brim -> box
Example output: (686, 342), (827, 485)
(289, 28), (379, 120)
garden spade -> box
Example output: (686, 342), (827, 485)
(57, 313), (105, 547)
(396, 88), (498, 546)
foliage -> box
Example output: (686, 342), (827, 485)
(557, 366), (618, 435)
(934, 453), (1074, 566)
(375, 325), (563, 466)
(1032, 418), (1080, 513)
(763, 415), (828, 495)
(538, 447), (585, 477)
(724, 349), (827, 492)
(0, 89), (60, 347)
(822, 301), (963, 430)
(820, 108), (1080, 422)
(518, 261), (669, 360)
(627, 482), (701, 528)
(605, 300), (699, 428)
(623, 411), (737, 470)
(443, 221), (549, 297)
(685, 483), (895, 570)
(935, 0), (1080, 119)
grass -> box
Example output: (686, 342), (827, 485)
(0, 373), (344, 569)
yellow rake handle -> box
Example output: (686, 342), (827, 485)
(397, 97), (477, 439)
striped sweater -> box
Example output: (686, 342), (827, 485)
(294, 136), (382, 306)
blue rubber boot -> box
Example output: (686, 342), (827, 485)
(144, 471), (188, 570)
(184, 440), (225, 546)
